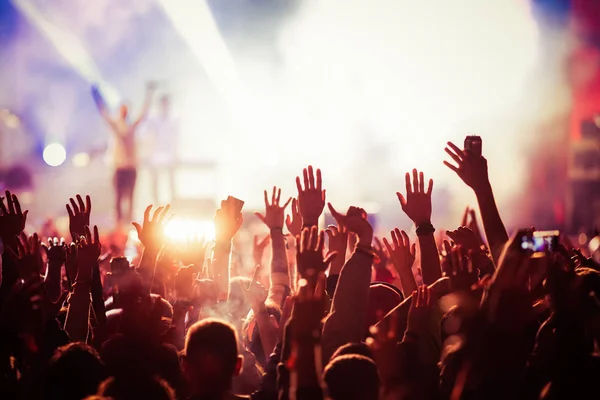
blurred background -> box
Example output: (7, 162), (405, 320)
(1, 0), (600, 244)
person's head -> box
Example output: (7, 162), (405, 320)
(182, 318), (242, 396)
(119, 103), (129, 120)
(366, 283), (403, 336)
(160, 95), (170, 115)
(331, 342), (374, 361)
(45, 343), (105, 400)
(96, 375), (175, 400)
(324, 354), (381, 400)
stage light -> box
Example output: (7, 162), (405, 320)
(43, 143), (66, 167)
(72, 152), (90, 168)
(164, 218), (215, 243)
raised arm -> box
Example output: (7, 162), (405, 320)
(255, 186), (293, 306)
(295, 166), (326, 229)
(397, 169), (442, 285)
(212, 198), (243, 301)
(321, 204), (374, 362)
(91, 85), (116, 127)
(132, 82), (156, 128)
(64, 226), (100, 342)
(132, 205), (171, 292)
(444, 141), (508, 264)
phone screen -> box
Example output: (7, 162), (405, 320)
(520, 230), (559, 256)
(464, 135), (482, 157)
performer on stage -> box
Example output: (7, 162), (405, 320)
(144, 94), (179, 203)
(92, 82), (155, 223)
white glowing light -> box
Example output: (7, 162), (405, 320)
(72, 152), (90, 168)
(43, 143), (66, 167)
(164, 218), (215, 243)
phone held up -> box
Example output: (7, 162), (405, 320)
(227, 196), (245, 215)
(520, 230), (560, 258)
(464, 135), (482, 157)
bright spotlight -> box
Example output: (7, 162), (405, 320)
(72, 152), (90, 168)
(43, 143), (67, 167)
(164, 218), (215, 243)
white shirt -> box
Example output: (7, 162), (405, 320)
(143, 114), (179, 166)
(107, 119), (138, 170)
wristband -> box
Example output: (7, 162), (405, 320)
(270, 227), (284, 233)
(416, 222), (435, 236)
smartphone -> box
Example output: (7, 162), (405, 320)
(520, 230), (560, 257)
(464, 135), (482, 157)
(227, 196), (245, 214)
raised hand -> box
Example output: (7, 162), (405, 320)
(406, 285), (435, 337)
(285, 198), (302, 236)
(75, 226), (101, 284)
(42, 237), (67, 267)
(326, 224), (348, 275)
(241, 270), (269, 314)
(444, 141), (489, 192)
(295, 226), (336, 280)
(0, 190), (28, 246)
(132, 205), (170, 251)
(396, 169), (433, 226)
(253, 234), (271, 266)
(12, 232), (44, 279)
(295, 166), (325, 227)
(327, 204), (374, 247)
(442, 242), (478, 292)
(372, 237), (394, 283)
(291, 272), (327, 343)
(214, 198), (243, 244)
(383, 229), (417, 295)
(255, 186), (292, 230)
(66, 194), (91, 240)
(446, 226), (482, 253)
(462, 207), (484, 246)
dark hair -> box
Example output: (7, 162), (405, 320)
(331, 342), (374, 361)
(97, 375), (175, 400)
(184, 318), (240, 391)
(324, 354), (381, 400)
(44, 343), (105, 400)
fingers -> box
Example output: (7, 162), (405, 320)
(443, 160), (460, 173)
(282, 197), (292, 210)
(382, 238), (393, 255)
(143, 205), (152, 224)
(404, 172), (412, 195)
(308, 165), (315, 190)
(323, 251), (337, 267)
(69, 198), (79, 214)
(412, 169), (418, 193)
(400, 230), (410, 249)
(426, 179), (433, 196)
(0, 193), (8, 214)
(446, 141), (464, 159)
(410, 243), (416, 257)
(285, 214), (292, 229)
(263, 190), (269, 208)
(316, 168), (323, 192)
(315, 271), (326, 299)
(66, 204), (74, 218)
(373, 237), (383, 251)
(292, 198), (298, 214)
(271, 187), (277, 205)
(93, 225), (100, 245)
(76, 194), (85, 213)
(396, 192), (407, 208)
(254, 212), (266, 224)
(391, 229), (400, 248)
(419, 171), (425, 193)
(303, 168), (309, 191)
(132, 222), (142, 236)
(317, 230), (325, 253)
(444, 147), (463, 164)
(6, 190), (15, 214)
(86, 195), (92, 214)
(462, 207), (469, 227)
(276, 188), (282, 204)
(327, 203), (344, 224)
(309, 226), (318, 250)
(295, 176), (303, 194)
(13, 195), (22, 215)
